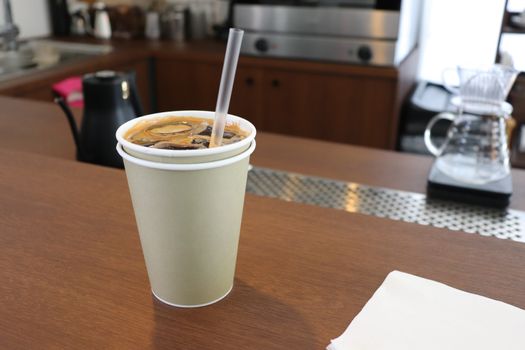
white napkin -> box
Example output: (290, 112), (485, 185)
(328, 271), (525, 350)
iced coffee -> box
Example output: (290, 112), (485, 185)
(124, 116), (249, 150)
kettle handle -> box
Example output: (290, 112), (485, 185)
(424, 112), (455, 156)
(54, 95), (84, 159)
(126, 71), (144, 117)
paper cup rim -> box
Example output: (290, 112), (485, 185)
(116, 140), (256, 171)
(115, 111), (256, 158)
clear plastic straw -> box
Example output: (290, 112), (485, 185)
(209, 28), (244, 148)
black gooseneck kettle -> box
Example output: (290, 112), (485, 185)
(56, 70), (143, 168)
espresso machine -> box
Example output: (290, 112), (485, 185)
(230, 0), (421, 66)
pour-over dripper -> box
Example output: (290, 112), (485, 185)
(443, 64), (519, 104)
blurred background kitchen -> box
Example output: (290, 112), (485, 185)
(1, 0), (524, 166)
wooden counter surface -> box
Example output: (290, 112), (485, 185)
(1, 97), (525, 348)
(0, 38), (401, 95)
(1, 96), (524, 210)
(1, 146), (525, 349)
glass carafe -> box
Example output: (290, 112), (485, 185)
(424, 64), (518, 185)
(425, 98), (512, 184)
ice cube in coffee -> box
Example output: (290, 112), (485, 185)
(124, 116), (249, 150)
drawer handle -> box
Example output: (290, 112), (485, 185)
(271, 79), (280, 87)
(245, 77), (254, 86)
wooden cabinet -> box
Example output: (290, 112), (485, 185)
(510, 74), (525, 168)
(498, 2), (525, 168)
(155, 49), (419, 150)
(156, 59), (265, 127)
(259, 68), (397, 147)
(156, 59), (220, 111)
(0, 41), (416, 150)
(229, 66), (264, 127)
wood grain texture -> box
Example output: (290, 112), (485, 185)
(260, 68), (396, 148)
(152, 49), (409, 148)
(0, 38), (415, 149)
(0, 96), (525, 210)
(0, 149), (525, 349)
(154, 47), (409, 149)
(0, 96), (78, 159)
(155, 58), (221, 112)
(229, 66), (264, 127)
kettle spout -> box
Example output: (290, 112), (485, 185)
(54, 96), (84, 159)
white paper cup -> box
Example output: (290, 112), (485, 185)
(116, 112), (256, 307)
(116, 110), (256, 164)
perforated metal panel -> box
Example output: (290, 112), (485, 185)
(246, 167), (525, 243)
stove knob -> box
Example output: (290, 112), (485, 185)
(254, 38), (269, 53)
(357, 45), (373, 62)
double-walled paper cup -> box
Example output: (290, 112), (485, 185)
(116, 111), (256, 307)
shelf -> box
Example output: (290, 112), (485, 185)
(502, 11), (525, 34)
(502, 25), (525, 34)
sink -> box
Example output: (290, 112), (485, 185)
(0, 40), (113, 82)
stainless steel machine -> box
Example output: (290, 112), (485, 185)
(232, 0), (421, 66)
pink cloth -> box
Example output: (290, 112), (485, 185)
(52, 76), (83, 108)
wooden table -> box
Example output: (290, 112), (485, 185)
(1, 97), (525, 348)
